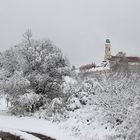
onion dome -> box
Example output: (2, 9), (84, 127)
(106, 39), (110, 43)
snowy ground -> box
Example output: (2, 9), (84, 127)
(59, 105), (115, 140)
(0, 96), (116, 140)
(0, 97), (79, 140)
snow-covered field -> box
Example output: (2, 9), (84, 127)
(0, 97), (115, 140)
(0, 98), (79, 140)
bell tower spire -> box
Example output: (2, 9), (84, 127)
(104, 37), (112, 60)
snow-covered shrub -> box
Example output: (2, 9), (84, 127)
(98, 72), (140, 139)
(59, 105), (113, 140)
(62, 76), (79, 100)
(51, 98), (63, 113)
(113, 93), (140, 140)
(58, 72), (140, 139)
(1, 71), (30, 101)
(34, 97), (67, 121)
(10, 91), (46, 115)
(83, 78), (104, 94)
(61, 71), (140, 139)
(0, 69), (11, 93)
(67, 96), (81, 111)
(63, 76), (104, 112)
(0, 48), (20, 73)
(16, 37), (70, 100)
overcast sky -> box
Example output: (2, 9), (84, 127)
(0, 0), (140, 66)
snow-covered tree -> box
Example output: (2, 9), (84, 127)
(1, 48), (20, 73)
(16, 39), (69, 99)
(0, 30), (71, 114)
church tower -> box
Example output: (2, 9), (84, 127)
(104, 38), (112, 60)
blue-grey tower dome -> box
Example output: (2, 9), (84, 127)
(106, 39), (110, 44)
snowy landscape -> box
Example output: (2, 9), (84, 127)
(0, 31), (140, 140)
(1, 1), (140, 140)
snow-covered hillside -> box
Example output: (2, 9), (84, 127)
(0, 98), (79, 140)
(79, 60), (110, 73)
(59, 72), (140, 140)
(1, 71), (140, 140)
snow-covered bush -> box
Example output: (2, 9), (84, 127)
(16, 35), (70, 100)
(51, 98), (63, 113)
(67, 96), (81, 111)
(0, 48), (20, 73)
(113, 93), (140, 140)
(64, 77), (104, 111)
(10, 91), (46, 115)
(60, 71), (140, 139)
(34, 97), (67, 122)
(1, 71), (30, 98)
(0, 31), (71, 115)
(98, 72), (140, 140)
(59, 105), (113, 140)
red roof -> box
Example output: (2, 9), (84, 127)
(127, 57), (140, 62)
(110, 56), (140, 63)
